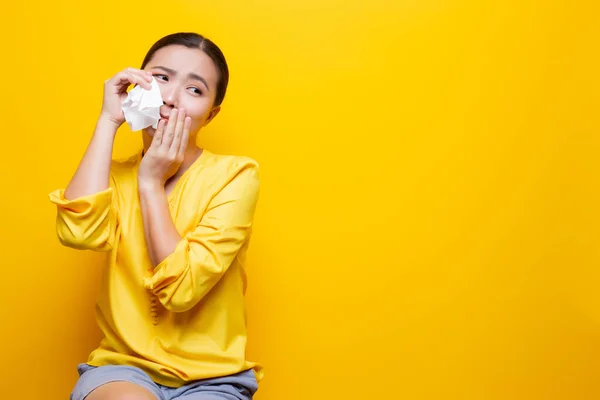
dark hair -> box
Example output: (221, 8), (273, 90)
(141, 32), (229, 107)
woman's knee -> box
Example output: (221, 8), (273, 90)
(84, 382), (158, 400)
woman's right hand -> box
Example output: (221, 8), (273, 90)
(100, 67), (154, 126)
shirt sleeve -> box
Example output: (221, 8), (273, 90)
(48, 176), (119, 252)
(143, 161), (260, 312)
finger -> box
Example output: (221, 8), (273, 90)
(160, 109), (178, 148)
(170, 109), (186, 153)
(109, 72), (148, 93)
(126, 68), (153, 82)
(110, 69), (151, 91)
(126, 72), (152, 90)
(179, 117), (192, 157)
(152, 119), (166, 146)
(109, 72), (138, 93)
(112, 71), (143, 86)
(126, 67), (152, 76)
(126, 68), (153, 88)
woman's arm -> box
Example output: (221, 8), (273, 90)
(137, 110), (260, 312)
(63, 116), (118, 200)
(64, 68), (153, 200)
(50, 68), (153, 250)
(137, 109), (190, 264)
(50, 115), (121, 251)
(138, 183), (181, 266)
(143, 163), (260, 312)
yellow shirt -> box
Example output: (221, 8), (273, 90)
(48, 149), (262, 387)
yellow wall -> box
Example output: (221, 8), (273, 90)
(1, 0), (598, 399)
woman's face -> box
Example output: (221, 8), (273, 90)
(142, 45), (221, 136)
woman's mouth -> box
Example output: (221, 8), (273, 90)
(159, 107), (171, 121)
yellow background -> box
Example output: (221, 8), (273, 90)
(1, 0), (599, 399)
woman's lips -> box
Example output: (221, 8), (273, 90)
(159, 108), (171, 120)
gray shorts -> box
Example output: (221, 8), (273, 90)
(70, 363), (258, 400)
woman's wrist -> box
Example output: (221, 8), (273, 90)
(138, 177), (164, 195)
(97, 112), (123, 133)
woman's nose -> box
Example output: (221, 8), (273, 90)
(161, 86), (180, 108)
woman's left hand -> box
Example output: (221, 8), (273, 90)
(138, 108), (191, 189)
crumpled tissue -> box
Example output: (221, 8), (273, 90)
(121, 77), (163, 131)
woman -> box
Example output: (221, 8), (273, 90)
(49, 32), (262, 400)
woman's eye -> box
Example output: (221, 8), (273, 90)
(189, 87), (202, 95)
(154, 74), (168, 81)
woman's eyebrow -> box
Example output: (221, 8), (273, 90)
(150, 66), (210, 91)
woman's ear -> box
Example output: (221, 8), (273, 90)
(203, 106), (221, 127)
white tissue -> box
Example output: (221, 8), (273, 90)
(121, 77), (163, 131)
